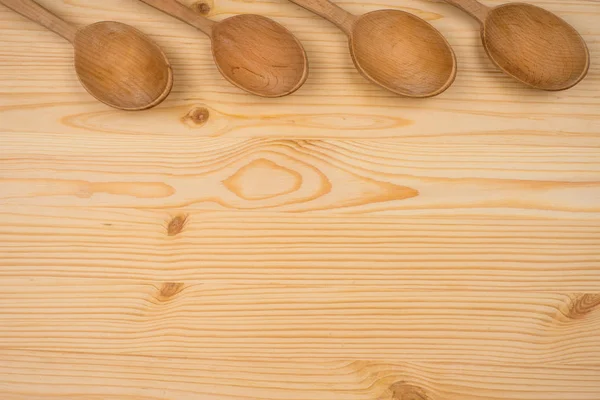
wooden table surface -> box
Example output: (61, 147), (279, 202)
(1, 0), (599, 398)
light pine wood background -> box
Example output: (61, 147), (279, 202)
(1, 0), (599, 398)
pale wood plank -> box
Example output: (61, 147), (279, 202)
(1, 0), (599, 397)
(1, 209), (599, 290)
(0, 282), (599, 363)
(1, 137), (599, 214)
(1, 351), (600, 400)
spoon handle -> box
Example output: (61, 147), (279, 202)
(287, 0), (357, 36)
(443, 0), (490, 23)
(0, 0), (77, 42)
(138, 0), (215, 36)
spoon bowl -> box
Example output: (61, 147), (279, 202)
(349, 10), (456, 97)
(211, 15), (308, 97)
(482, 3), (589, 90)
(444, 0), (589, 90)
(75, 22), (173, 110)
(0, 0), (173, 110)
(139, 0), (308, 97)
(286, 0), (456, 97)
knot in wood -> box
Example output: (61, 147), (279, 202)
(158, 282), (185, 301)
(567, 294), (600, 319)
(167, 214), (188, 236)
(182, 107), (210, 127)
(387, 382), (430, 400)
(192, 1), (211, 15)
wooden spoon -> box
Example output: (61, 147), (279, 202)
(0, 0), (173, 110)
(138, 0), (308, 97)
(443, 0), (589, 90)
(286, 0), (457, 97)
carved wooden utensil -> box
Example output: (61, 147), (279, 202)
(286, 0), (456, 97)
(138, 0), (308, 97)
(0, 0), (173, 110)
(443, 0), (589, 90)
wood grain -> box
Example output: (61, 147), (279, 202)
(1, 137), (599, 214)
(1, 280), (600, 363)
(2, 351), (600, 400)
(1, 208), (600, 291)
(1, 0), (599, 398)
